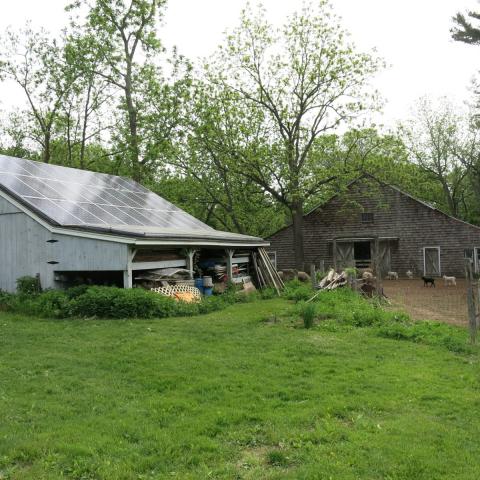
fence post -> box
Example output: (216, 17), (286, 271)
(465, 258), (477, 344)
(310, 263), (316, 289)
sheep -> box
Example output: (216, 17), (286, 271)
(362, 271), (374, 283)
(406, 270), (413, 279)
(386, 271), (399, 280)
(443, 275), (456, 286)
(422, 276), (435, 287)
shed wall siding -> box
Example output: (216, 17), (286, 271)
(0, 197), (129, 292)
(268, 180), (480, 277)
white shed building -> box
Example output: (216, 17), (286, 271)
(0, 155), (267, 292)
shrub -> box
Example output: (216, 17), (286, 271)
(33, 290), (71, 318)
(70, 287), (168, 319)
(0, 291), (16, 311)
(16, 276), (42, 295)
(301, 303), (316, 329)
(65, 285), (90, 299)
(283, 280), (313, 302)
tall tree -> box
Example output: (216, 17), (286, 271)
(0, 27), (81, 163)
(400, 98), (469, 218)
(205, 1), (382, 268)
(67, 0), (166, 181)
(452, 7), (480, 44)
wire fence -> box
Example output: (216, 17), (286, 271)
(382, 278), (468, 327)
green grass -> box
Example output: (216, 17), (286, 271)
(0, 298), (479, 479)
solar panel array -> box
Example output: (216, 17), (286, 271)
(0, 155), (214, 233)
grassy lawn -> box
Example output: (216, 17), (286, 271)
(1, 298), (479, 479)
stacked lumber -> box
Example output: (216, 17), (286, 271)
(252, 248), (285, 295)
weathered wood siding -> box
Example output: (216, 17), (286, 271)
(0, 196), (129, 292)
(268, 179), (480, 277)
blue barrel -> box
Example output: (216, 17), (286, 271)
(194, 278), (204, 294)
(203, 287), (213, 296)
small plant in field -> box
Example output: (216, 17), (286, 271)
(301, 303), (316, 329)
(266, 450), (289, 467)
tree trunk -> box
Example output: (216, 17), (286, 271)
(124, 61), (141, 181)
(80, 79), (93, 170)
(292, 200), (305, 270)
(43, 132), (51, 163)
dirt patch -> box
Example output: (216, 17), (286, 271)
(382, 279), (467, 326)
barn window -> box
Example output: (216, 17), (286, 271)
(361, 212), (374, 223)
(267, 251), (277, 269)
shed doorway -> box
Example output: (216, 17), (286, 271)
(354, 241), (371, 269)
(424, 247), (441, 276)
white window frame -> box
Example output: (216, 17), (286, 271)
(423, 246), (441, 276)
(267, 251), (277, 270)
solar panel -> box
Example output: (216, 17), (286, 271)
(0, 155), (215, 234)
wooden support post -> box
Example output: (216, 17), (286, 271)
(185, 249), (196, 280)
(123, 270), (133, 289)
(123, 247), (135, 289)
(374, 237), (382, 297)
(333, 239), (337, 272)
(310, 263), (316, 289)
(225, 249), (235, 283)
(465, 258), (477, 344)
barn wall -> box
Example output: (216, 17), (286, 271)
(0, 196), (129, 292)
(268, 179), (480, 277)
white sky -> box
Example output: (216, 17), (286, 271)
(0, 0), (479, 128)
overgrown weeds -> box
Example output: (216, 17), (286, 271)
(284, 280), (474, 354)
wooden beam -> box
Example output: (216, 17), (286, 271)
(185, 249), (196, 280)
(131, 259), (187, 271)
(333, 239), (337, 271)
(225, 249), (235, 282)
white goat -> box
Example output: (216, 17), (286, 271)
(387, 271), (399, 280)
(406, 270), (414, 279)
(443, 275), (456, 286)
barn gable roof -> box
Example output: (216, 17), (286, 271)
(0, 154), (266, 246)
(268, 174), (480, 238)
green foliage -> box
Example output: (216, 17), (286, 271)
(0, 285), (273, 320)
(299, 288), (471, 353)
(378, 321), (473, 354)
(69, 287), (177, 319)
(301, 303), (316, 329)
(266, 450), (290, 467)
(283, 279), (314, 302)
(16, 275), (42, 295)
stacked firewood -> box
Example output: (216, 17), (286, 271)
(317, 269), (348, 290)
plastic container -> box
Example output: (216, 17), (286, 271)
(202, 276), (213, 287)
(194, 278), (204, 294)
(203, 287), (213, 296)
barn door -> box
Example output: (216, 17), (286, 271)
(336, 242), (354, 270)
(378, 241), (391, 276)
(424, 247), (440, 276)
